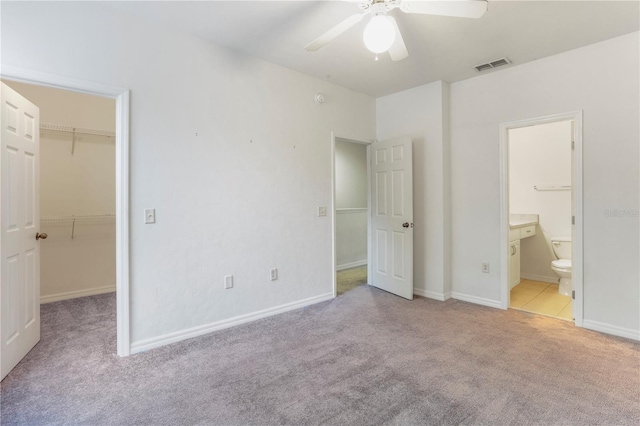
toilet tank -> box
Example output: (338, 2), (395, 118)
(551, 237), (572, 260)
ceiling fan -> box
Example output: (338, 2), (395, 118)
(305, 0), (488, 61)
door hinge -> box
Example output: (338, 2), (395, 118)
(572, 216), (575, 225)
(571, 140), (575, 150)
(572, 290), (575, 300)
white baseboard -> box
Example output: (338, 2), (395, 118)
(413, 288), (451, 301)
(131, 292), (335, 354)
(582, 319), (640, 341)
(336, 260), (367, 271)
(520, 273), (558, 284)
(451, 292), (502, 309)
(41, 285), (116, 304)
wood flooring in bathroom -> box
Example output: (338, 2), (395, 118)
(510, 279), (573, 321)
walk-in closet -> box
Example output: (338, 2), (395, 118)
(4, 81), (116, 303)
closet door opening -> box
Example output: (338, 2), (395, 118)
(3, 80), (117, 354)
(332, 136), (371, 296)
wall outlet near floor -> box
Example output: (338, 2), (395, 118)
(270, 268), (278, 281)
(224, 275), (233, 289)
(482, 262), (490, 273)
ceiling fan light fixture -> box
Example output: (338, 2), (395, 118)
(363, 14), (396, 54)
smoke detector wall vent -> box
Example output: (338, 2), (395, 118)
(474, 57), (511, 72)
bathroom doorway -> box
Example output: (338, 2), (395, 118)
(332, 135), (371, 296)
(499, 112), (583, 325)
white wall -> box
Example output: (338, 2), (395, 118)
(3, 81), (116, 302)
(1, 2), (376, 349)
(335, 139), (367, 209)
(450, 32), (639, 337)
(509, 121), (572, 282)
(376, 81), (451, 300)
(335, 209), (367, 270)
(335, 139), (367, 269)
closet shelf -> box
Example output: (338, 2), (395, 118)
(40, 122), (115, 138)
(41, 214), (115, 240)
(40, 122), (115, 155)
(41, 214), (116, 224)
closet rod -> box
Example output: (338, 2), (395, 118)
(41, 214), (115, 240)
(41, 214), (116, 224)
(533, 185), (571, 191)
(40, 122), (115, 138)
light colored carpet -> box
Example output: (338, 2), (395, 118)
(1, 288), (639, 425)
(336, 265), (368, 295)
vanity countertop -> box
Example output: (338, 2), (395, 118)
(510, 214), (539, 229)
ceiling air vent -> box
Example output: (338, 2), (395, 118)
(474, 57), (512, 72)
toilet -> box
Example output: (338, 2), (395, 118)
(550, 237), (572, 296)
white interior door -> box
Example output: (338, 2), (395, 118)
(1, 82), (41, 381)
(370, 136), (413, 299)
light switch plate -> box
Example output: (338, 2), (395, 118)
(317, 206), (327, 217)
(224, 275), (233, 289)
(144, 209), (156, 224)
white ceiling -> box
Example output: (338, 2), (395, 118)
(104, 1), (640, 97)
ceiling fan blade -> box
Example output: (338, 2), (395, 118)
(387, 16), (409, 61)
(305, 13), (365, 51)
(400, 0), (488, 19)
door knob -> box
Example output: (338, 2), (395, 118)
(402, 222), (414, 228)
(36, 232), (48, 240)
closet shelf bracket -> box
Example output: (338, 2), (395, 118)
(71, 129), (76, 155)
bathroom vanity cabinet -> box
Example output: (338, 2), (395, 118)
(509, 224), (536, 242)
(509, 216), (538, 288)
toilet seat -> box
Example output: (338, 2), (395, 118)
(552, 259), (572, 270)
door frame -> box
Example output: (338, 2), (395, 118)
(499, 110), (583, 326)
(1, 66), (131, 356)
(331, 132), (373, 298)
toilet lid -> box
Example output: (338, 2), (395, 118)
(552, 259), (572, 268)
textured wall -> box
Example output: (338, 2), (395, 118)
(1, 1), (376, 347)
(335, 139), (367, 209)
(450, 33), (639, 335)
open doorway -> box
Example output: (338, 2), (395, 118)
(4, 81), (117, 303)
(500, 111), (583, 325)
(332, 136), (371, 296)
(1, 81), (117, 373)
(1, 69), (130, 380)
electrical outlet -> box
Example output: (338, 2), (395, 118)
(144, 208), (156, 224)
(317, 206), (327, 217)
(482, 262), (490, 273)
(224, 275), (233, 289)
(270, 268), (278, 281)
